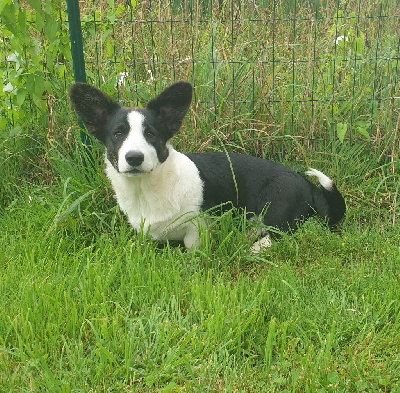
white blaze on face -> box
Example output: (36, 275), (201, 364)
(118, 111), (160, 175)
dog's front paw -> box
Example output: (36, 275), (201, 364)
(183, 225), (200, 251)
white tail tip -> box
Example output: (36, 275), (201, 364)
(306, 168), (334, 191)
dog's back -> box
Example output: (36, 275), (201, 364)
(70, 81), (345, 249)
(187, 152), (346, 232)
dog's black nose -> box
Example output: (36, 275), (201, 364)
(125, 151), (144, 166)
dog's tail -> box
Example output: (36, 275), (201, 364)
(306, 168), (346, 227)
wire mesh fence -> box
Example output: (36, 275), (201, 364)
(1, 0), (399, 158)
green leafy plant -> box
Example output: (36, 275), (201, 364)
(0, 0), (72, 138)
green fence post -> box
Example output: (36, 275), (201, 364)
(66, 0), (91, 149)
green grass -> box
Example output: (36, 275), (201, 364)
(1, 0), (399, 391)
(0, 138), (399, 392)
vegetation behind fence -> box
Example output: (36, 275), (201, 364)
(1, 0), (399, 158)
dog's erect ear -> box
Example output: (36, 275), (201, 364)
(146, 82), (192, 139)
(70, 83), (120, 142)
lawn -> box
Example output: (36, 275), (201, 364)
(0, 0), (399, 391)
(1, 142), (399, 391)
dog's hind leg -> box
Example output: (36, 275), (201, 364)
(250, 235), (272, 254)
(247, 215), (273, 253)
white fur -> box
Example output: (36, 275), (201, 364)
(118, 111), (159, 174)
(106, 146), (204, 248)
(305, 168), (334, 191)
(250, 235), (272, 254)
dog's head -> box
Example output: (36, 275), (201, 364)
(70, 82), (192, 177)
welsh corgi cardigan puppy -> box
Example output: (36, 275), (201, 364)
(70, 82), (345, 250)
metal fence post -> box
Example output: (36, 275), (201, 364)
(66, 0), (94, 169)
(66, 0), (90, 144)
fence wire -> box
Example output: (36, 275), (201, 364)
(1, 0), (399, 157)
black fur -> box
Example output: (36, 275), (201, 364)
(70, 81), (346, 241)
(186, 152), (346, 232)
(146, 81), (193, 139)
(70, 82), (193, 171)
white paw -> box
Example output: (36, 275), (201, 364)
(250, 235), (272, 254)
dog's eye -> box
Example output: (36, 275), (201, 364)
(144, 127), (156, 138)
(114, 130), (124, 139)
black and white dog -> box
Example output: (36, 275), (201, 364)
(70, 82), (345, 250)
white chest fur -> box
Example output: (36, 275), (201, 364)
(105, 147), (203, 248)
